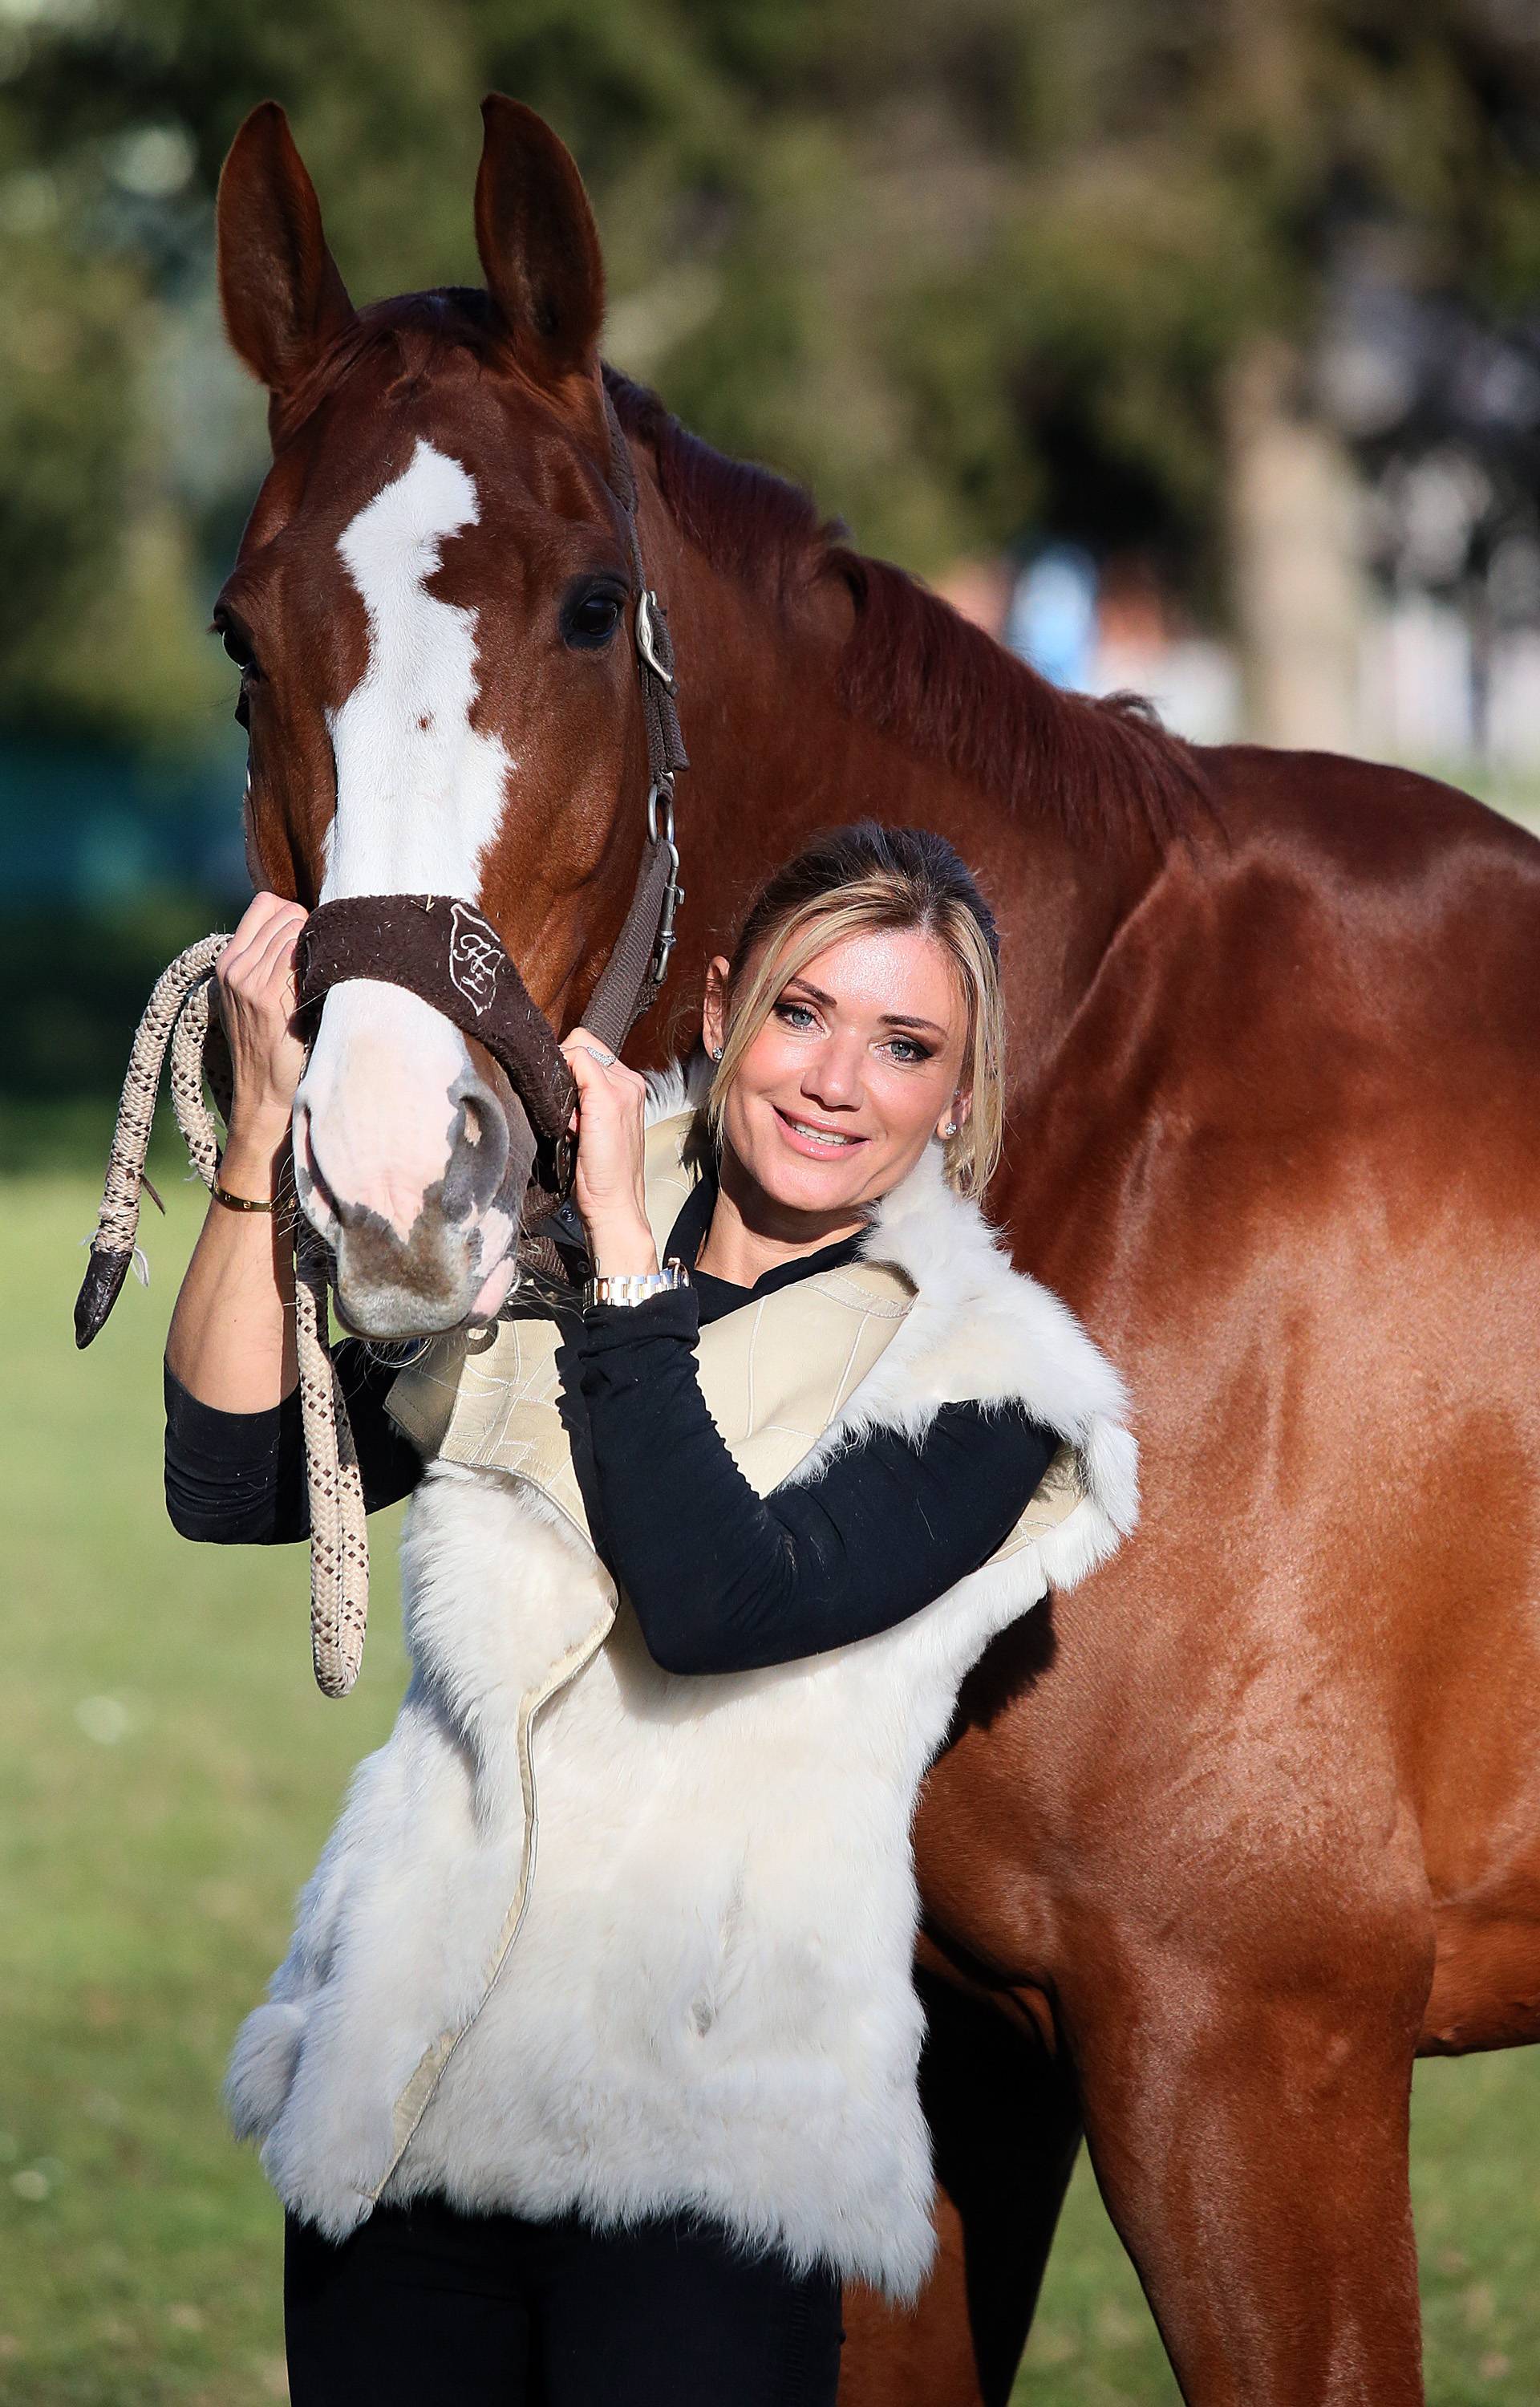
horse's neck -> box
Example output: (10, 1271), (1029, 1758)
(646, 509), (1168, 1102)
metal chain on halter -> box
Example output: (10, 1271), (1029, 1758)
(75, 940), (372, 1699)
(75, 392), (687, 1699)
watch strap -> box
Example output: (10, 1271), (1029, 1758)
(582, 1257), (691, 1311)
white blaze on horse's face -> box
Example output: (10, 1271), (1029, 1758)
(294, 438), (523, 1339)
(325, 440), (512, 897)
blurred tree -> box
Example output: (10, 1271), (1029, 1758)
(2, 0), (1539, 750)
(881, 0), (1540, 735)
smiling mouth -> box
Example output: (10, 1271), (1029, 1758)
(773, 1106), (866, 1151)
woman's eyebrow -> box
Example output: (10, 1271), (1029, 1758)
(783, 978), (946, 1038)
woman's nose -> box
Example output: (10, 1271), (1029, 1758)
(803, 1038), (864, 1110)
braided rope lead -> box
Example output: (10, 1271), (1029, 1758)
(294, 1214), (371, 1697)
(74, 936), (229, 1344)
(75, 936), (371, 1699)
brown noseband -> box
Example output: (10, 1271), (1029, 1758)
(294, 892), (578, 1167)
(293, 385), (689, 1246)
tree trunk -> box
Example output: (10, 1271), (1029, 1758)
(1226, 335), (1366, 752)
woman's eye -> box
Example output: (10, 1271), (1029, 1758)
(562, 588), (624, 650)
(775, 1001), (818, 1030)
(885, 1037), (931, 1065)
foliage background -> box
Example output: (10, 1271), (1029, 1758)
(5, 0), (1540, 751)
(7, 0), (1540, 1172)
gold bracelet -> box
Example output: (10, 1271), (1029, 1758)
(212, 1149), (292, 1216)
(211, 1179), (280, 1213)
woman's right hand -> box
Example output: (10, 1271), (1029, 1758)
(168, 891), (308, 1397)
(216, 892), (310, 1151)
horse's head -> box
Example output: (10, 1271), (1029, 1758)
(214, 98), (667, 1337)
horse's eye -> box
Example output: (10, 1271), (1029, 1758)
(217, 620), (257, 674)
(561, 586), (624, 651)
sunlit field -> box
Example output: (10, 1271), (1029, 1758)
(4, 1175), (1538, 2405)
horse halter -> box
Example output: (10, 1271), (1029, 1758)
(291, 383), (690, 1258)
(74, 387), (691, 1699)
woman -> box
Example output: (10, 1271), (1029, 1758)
(164, 822), (1137, 2407)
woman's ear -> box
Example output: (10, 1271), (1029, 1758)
(701, 956), (732, 1058)
(936, 1088), (971, 1143)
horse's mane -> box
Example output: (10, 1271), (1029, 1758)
(289, 293), (1208, 849)
(602, 368), (1210, 850)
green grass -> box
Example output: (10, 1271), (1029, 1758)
(2, 1175), (408, 2405)
(3, 1175), (1538, 2403)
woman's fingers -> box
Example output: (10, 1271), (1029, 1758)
(559, 1030), (646, 1094)
(227, 891), (283, 954)
(221, 895), (305, 996)
(252, 915), (304, 1000)
(561, 1028), (614, 1072)
(561, 1032), (610, 1133)
(248, 900), (306, 967)
(557, 1029), (651, 1246)
(561, 1037), (601, 1086)
(225, 890), (298, 960)
(215, 896), (311, 1136)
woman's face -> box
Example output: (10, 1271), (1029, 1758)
(702, 922), (971, 1223)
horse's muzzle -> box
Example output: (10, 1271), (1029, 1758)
(293, 1051), (537, 1340)
(291, 895), (575, 1334)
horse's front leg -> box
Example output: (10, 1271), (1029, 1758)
(839, 1964), (1080, 2407)
(1062, 1883), (1435, 2406)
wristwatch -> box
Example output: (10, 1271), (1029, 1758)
(582, 1257), (691, 1311)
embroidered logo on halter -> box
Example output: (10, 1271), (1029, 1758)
(448, 903), (503, 1017)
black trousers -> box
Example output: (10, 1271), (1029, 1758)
(284, 2194), (845, 2407)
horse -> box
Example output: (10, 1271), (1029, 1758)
(209, 92), (1540, 2406)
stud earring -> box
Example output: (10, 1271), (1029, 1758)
(941, 1120), (957, 1139)
(711, 1045), (723, 1061)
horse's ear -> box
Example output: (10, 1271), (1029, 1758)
(216, 102), (354, 397)
(474, 95), (605, 388)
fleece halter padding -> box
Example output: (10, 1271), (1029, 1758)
(294, 896), (577, 1160)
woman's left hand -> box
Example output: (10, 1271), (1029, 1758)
(558, 1030), (660, 1276)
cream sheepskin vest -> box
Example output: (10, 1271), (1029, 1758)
(225, 1067), (1138, 2299)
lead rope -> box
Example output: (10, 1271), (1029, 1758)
(75, 936), (372, 1697)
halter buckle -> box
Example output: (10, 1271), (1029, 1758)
(634, 589), (675, 691)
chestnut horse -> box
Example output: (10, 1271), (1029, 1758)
(212, 95), (1540, 2405)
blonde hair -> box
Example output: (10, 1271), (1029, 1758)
(704, 824), (1006, 1197)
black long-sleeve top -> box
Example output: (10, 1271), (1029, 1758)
(164, 1168), (1056, 1675)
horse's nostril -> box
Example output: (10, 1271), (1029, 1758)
(442, 1075), (510, 1220)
